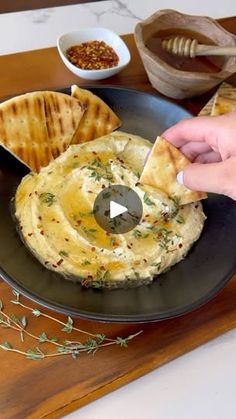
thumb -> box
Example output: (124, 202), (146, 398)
(179, 158), (236, 200)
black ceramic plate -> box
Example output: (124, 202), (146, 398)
(0, 86), (236, 323)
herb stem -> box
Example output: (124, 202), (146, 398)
(0, 318), (20, 333)
(0, 292), (143, 360)
(14, 300), (115, 342)
(0, 347), (68, 358)
(1, 332), (143, 359)
(1, 309), (63, 347)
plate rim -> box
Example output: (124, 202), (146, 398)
(0, 263), (234, 323)
(0, 84), (192, 117)
(1, 85), (234, 323)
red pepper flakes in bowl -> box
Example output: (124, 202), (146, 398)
(66, 40), (119, 70)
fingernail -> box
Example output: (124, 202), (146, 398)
(144, 150), (150, 165)
(177, 171), (184, 185)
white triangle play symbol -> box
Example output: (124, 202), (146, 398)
(110, 200), (128, 219)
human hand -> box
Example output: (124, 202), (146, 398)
(162, 111), (236, 200)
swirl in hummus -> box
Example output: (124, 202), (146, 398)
(14, 131), (206, 288)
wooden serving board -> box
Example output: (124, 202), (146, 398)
(0, 17), (236, 419)
(1, 281), (236, 419)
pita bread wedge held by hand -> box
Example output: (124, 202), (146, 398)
(0, 91), (85, 172)
(140, 136), (207, 205)
(71, 85), (121, 143)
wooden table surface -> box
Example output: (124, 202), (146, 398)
(0, 17), (236, 419)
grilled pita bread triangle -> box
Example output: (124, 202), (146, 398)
(0, 92), (50, 172)
(199, 83), (236, 116)
(211, 94), (236, 116)
(140, 136), (207, 205)
(0, 91), (85, 172)
(71, 85), (121, 143)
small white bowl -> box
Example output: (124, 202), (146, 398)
(57, 27), (131, 80)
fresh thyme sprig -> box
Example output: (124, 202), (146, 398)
(0, 291), (142, 360)
(39, 192), (56, 206)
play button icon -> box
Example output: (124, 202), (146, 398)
(93, 185), (143, 234)
(110, 201), (127, 219)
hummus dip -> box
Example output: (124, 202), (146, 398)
(14, 131), (206, 288)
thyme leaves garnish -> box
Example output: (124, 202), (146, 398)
(146, 225), (174, 252)
(155, 229), (172, 251)
(143, 192), (155, 206)
(176, 215), (185, 224)
(92, 269), (111, 289)
(90, 157), (102, 168)
(79, 210), (94, 217)
(132, 229), (149, 240)
(172, 196), (181, 207)
(88, 170), (103, 181)
(39, 192), (56, 207)
(59, 250), (69, 257)
(62, 316), (73, 333)
(0, 291), (143, 360)
(132, 229), (142, 239)
(102, 191), (111, 199)
(82, 269), (111, 289)
(108, 217), (121, 229)
(82, 227), (97, 239)
(86, 158), (114, 183)
(82, 260), (91, 266)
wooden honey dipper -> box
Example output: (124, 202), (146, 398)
(161, 37), (236, 58)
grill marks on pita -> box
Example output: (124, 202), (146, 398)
(71, 85), (121, 144)
(0, 91), (85, 172)
(0, 93), (49, 171)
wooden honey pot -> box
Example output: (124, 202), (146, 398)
(134, 9), (236, 99)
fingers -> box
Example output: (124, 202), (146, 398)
(179, 157), (236, 199)
(162, 115), (223, 149)
(180, 142), (212, 161)
(194, 151), (222, 164)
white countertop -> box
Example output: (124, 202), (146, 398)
(0, 1), (235, 418)
(0, 0), (235, 55)
(66, 329), (236, 419)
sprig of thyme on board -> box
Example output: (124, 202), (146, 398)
(0, 291), (142, 360)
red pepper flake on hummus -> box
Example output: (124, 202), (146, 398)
(66, 40), (119, 70)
